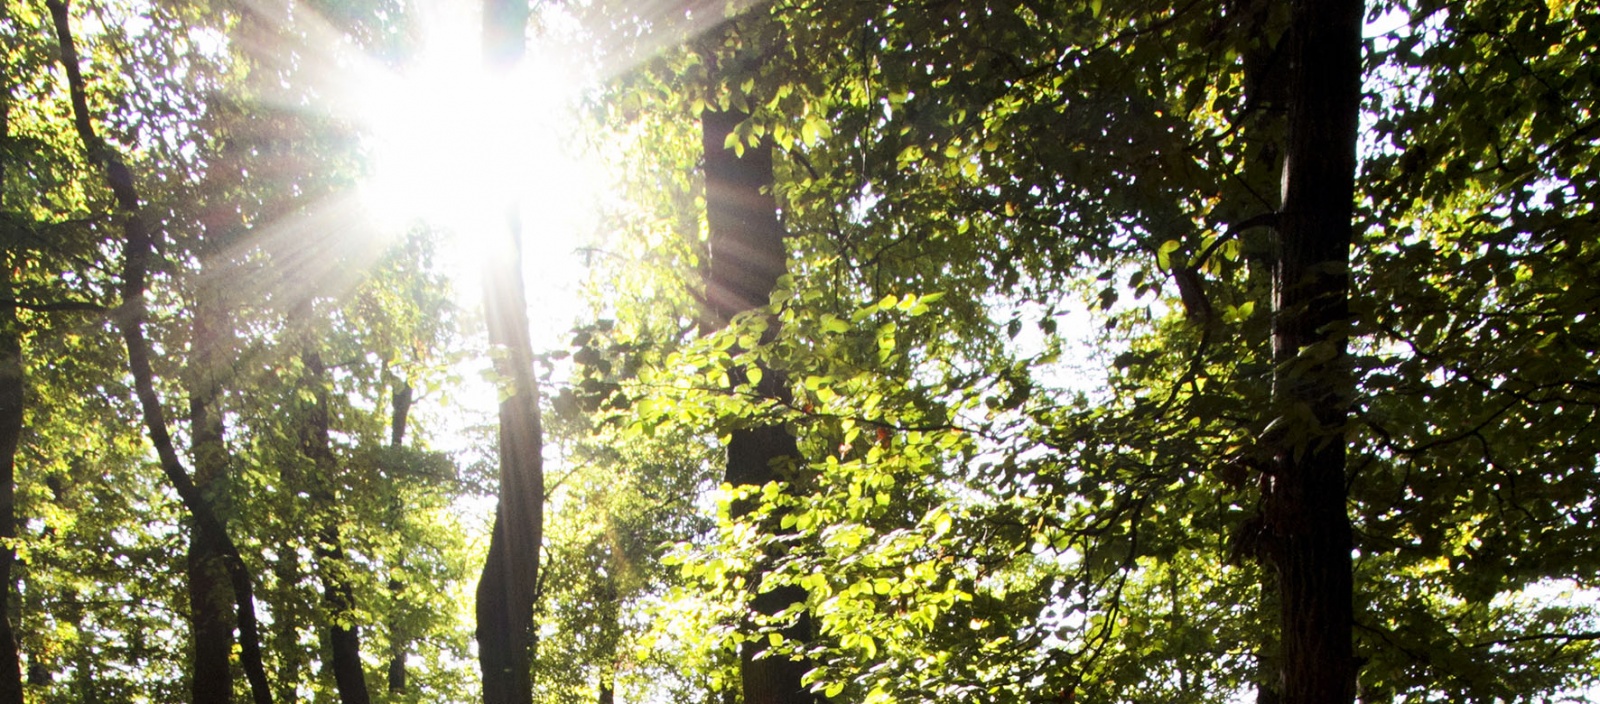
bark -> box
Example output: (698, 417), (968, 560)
(0, 34), (28, 702)
(188, 205), (240, 704)
(474, 1), (543, 702)
(299, 348), (372, 704)
(322, 553), (369, 704)
(474, 253), (544, 704)
(387, 381), (412, 696)
(595, 575), (619, 704)
(1264, 0), (1363, 702)
(46, 3), (274, 702)
(390, 381), (413, 449)
(1233, 4), (1290, 700)
(0, 267), (24, 704)
(701, 109), (816, 704)
(701, 110), (790, 331)
(186, 524), (235, 704)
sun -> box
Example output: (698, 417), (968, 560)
(353, 5), (593, 250)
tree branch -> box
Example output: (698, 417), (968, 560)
(0, 298), (106, 314)
(45, 2), (274, 702)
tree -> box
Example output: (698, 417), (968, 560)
(700, 103), (816, 704)
(45, 2), (275, 701)
(1, 0), (1597, 701)
(600, 0), (1600, 703)
(475, 0), (548, 701)
(297, 341), (373, 704)
(1263, 1), (1362, 701)
(0, 9), (28, 695)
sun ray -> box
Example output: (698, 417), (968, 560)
(202, 0), (772, 341)
(203, 189), (393, 315)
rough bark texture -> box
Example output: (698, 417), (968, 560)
(300, 348), (373, 704)
(0, 36), (28, 702)
(474, 1), (543, 702)
(701, 109), (816, 704)
(1265, 0), (1363, 702)
(47, 3), (274, 702)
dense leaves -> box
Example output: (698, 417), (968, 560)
(2, 0), (1598, 702)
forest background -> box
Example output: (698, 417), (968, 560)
(0, 0), (1597, 702)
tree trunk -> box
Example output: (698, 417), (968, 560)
(387, 380), (412, 696)
(1231, 4), (1290, 701)
(187, 524), (235, 704)
(299, 347), (372, 704)
(701, 108), (816, 704)
(0, 265), (24, 704)
(1265, 0), (1363, 703)
(474, 1), (543, 702)
(0, 34), (28, 701)
(46, 3), (274, 702)
(188, 206), (240, 704)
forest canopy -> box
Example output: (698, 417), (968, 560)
(0, 0), (1597, 703)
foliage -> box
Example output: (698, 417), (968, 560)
(3, 0), (1599, 702)
(587, 0), (1600, 702)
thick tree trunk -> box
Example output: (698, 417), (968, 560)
(0, 266), (24, 704)
(323, 578), (369, 704)
(1265, 0), (1363, 703)
(299, 348), (373, 704)
(46, 3), (274, 702)
(701, 109), (816, 704)
(0, 38), (28, 702)
(701, 109), (791, 331)
(474, 255), (544, 704)
(186, 526), (235, 704)
(474, 2), (543, 702)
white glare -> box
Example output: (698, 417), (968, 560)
(354, 7), (587, 246)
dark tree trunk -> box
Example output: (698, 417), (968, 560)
(474, 2), (543, 702)
(1231, 4), (1290, 701)
(188, 207), (240, 704)
(186, 525), (235, 704)
(46, 3), (274, 702)
(0, 36), (28, 702)
(701, 109), (816, 704)
(701, 109), (791, 331)
(387, 380), (412, 696)
(0, 266), (24, 704)
(299, 348), (372, 704)
(1265, 0), (1363, 703)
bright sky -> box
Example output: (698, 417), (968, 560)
(336, 2), (608, 681)
(349, 1), (603, 344)
(335, 1), (608, 463)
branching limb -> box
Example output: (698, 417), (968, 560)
(45, 3), (274, 702)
